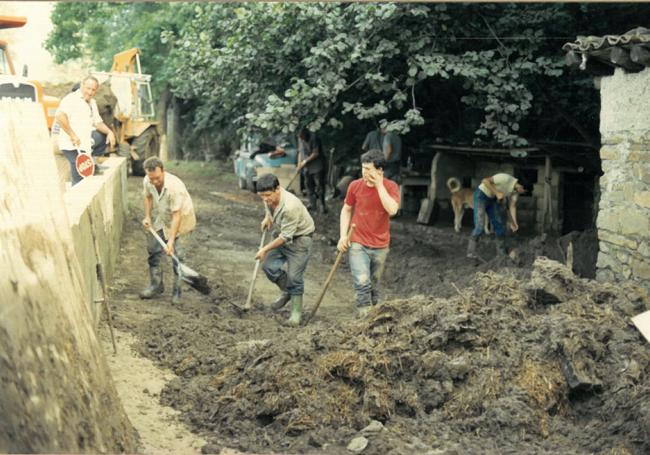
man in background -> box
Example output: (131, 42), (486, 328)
(55, 76), (115, 185)
(297, 128), (328, 214)
(466, 172), (526, 260)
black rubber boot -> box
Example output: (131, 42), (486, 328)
(467, 237), (479, 258)
(308, 193), (317, 212)
(140, 266), (164, 299)
(172, 283), (181, 305)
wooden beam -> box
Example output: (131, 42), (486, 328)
(542, 155), (552, 235)
(429, 144), (539, 154)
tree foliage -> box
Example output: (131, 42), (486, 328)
(46, 2), (646, 153)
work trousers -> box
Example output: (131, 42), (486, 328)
(262, 236), (313, 296)
(471, 189), (506, 238)
(305, 170), (326, 210)
(146, 229), (185, 277)
(61, 131), (109, 186)
(383, 162), (401, 184)
(349, 242), (389, 308)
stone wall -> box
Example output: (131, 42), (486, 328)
(596, 68), (650, 286)
(0, 101), (136, 451)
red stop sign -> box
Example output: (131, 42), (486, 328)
(75, 152), (95, 178)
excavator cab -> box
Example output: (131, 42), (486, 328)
(92, 48), (160, 176)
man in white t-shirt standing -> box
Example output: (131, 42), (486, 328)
(140, 157), (196, 304)
(55, 76), (116, 185)
(467, 173), (526, 259)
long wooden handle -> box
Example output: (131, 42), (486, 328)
(286, 169), (301, 189)
(148, 227), (182, 265)
(304, 224), (355, 325)
(244, 229), (268, 309)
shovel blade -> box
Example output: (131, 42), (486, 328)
(178, 262), (199, 278)
(175, 260), (211, 295)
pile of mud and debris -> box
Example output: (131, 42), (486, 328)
(138, 258), (649, 455)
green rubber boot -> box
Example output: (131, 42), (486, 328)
(287, 295), (303, 326)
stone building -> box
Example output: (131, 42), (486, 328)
(564, 27), (650, 286)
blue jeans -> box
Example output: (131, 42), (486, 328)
(349, 242), (389, 307)
(61, 131), (108, 186)
(471, 189), (505, 238)
(262, 236), (312, 296)
(146, 229), (185, 277)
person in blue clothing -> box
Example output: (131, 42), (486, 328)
(466, 173), (526, 259)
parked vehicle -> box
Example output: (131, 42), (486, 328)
(0, 15), (59, 130)
(233, 133), (298, 192)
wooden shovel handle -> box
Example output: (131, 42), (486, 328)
(304, 224), (356, 325)
(244, 229), (268, 309)
(286, 168), (301, 189)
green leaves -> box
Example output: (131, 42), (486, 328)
(47, 2), (629, 150)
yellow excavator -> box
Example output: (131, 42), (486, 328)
(92, 48), (160, 176)
(0, 15), (59, 130)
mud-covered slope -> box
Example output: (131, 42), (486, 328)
(138, 257), (649, 455)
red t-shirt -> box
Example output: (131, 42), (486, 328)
(345, 178), (400, 248)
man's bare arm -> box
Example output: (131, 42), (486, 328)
(55, 111), (80, 147)
(337, 204), (353, 252)
(94, 121), (116, 148)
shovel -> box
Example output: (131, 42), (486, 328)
(243, 229), (268, 310)
(285, 168), (301, 192)
(148, 228), (211, 295)
(304, 224), (356, 325)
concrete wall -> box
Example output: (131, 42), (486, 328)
(62, 157), (128, 325)
(596, 68), (650, 286)
(0, 101), (136, 452)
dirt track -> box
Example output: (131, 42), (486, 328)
(103, 161), (648, 455)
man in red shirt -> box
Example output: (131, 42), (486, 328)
(337, 149), (400, 317)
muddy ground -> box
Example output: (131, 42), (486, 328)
(105, 161), (648, 455)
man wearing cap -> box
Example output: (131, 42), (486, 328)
(466, 173), (526, 259)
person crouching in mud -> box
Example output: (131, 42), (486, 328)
(255, 173), (315, 326)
